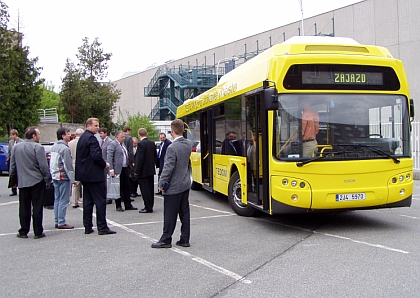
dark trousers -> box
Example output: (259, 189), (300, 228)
(130, 175), (139, 195)
(82, 181), (108, 231)
(138, 175), (154, 211)
(18, 180), (45, 236)
(159, 189), (190, 244)
(115, 167), (132, 209)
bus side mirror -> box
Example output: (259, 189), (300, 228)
(410, 98), (415, 118)
(264, 88), (279, 110)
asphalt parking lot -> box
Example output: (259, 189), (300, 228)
(1, 175), (420, 297)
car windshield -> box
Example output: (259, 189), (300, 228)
(274, 93), (410, 161)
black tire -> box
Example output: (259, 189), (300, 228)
(228, 171), (255, 216)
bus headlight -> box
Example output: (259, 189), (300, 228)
(400, 189), (405, 196)
(291, 181), (297, 187)
(406, 174), (411, 180)
(399, 175), (404, 182)
(291, 194), (298, 202)
(282, 179), (288, 186)
(392, 177), (397, 183)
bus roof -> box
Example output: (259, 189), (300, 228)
(177, 37), (397, 118)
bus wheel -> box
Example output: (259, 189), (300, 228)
(228, 172), (255, 217)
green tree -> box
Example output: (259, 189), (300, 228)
(60, 58), (86, 123)
(60, 37), (119, 128)
(125, 113), (159, 141)
(0, 1), (44, 136)
(40, 83), (64, 122)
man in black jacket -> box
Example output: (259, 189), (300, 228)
(134, 128), (157, 213)
(155, 132), (171, 195)
(75, 118), (115, 235)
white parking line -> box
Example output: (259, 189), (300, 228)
(105, 217), (252, 284)
(313, 231), (409, 254)
(399, 214), (419, 220)
(0, 201), (18, 206)
(124, 214), (235, 227)
(256, 218), (410, 254)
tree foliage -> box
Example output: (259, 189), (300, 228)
(125, 113), (159, 141)
(60, 37), (119, 129)
(0, 1), (44, 136)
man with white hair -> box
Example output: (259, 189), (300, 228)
(69, 128), (84, 208)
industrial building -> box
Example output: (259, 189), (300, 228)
(113, 0), (420, 123)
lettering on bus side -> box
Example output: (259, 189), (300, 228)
(216, 167), (228, 177)
(184, 83), (238, 113)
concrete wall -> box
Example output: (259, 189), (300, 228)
(37, 123), (85, 144)
(114, 0), (420, 122)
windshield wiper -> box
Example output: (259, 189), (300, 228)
(296, 151), (349, 167)
(340, 144), (400, 164)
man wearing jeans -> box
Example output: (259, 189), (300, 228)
(50, 127), (75, 229)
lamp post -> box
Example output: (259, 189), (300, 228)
(298, 0), (304, 36)
(216, 57), (239, 83)
(118, 105), (134, 126)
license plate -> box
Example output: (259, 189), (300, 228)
(336, 193), (366, 202)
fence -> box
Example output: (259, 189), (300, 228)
(38, 108), (58, 123)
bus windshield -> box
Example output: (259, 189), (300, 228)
(275, 93), (410, 161)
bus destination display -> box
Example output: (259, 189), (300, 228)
(283, 64), (400, 90)
(302, 71), (384, 86)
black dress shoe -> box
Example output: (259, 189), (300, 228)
(34, 233), (46, 239)
(116, 207), (124, 212)
(16, 233), (28, 239)
(139, 208), (153, 213)
(84, 228), (94, 234)
(175, 241), (190, 247)
(72, 204), (79, 208)
(98, 229), (116, 235)
(125, 206), (138, 210)
(130, 193), (138, 198)
(151, 241), (172, 248)
(106, 200), (112, 204)
(9, 193), (17, 196)
(130, 198), (135, 202)
(44, 206), (54, 210)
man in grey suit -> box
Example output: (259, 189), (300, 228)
(10, 127), (51, 239)
(152, 119), (193, 248)
(7, 129), (22, 196)
(107, 131), (137, 212)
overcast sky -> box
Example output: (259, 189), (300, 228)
(7, 0), (362, 90)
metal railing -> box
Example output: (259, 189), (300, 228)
(38, 108), (58, 123)
(411, 122), (420, 170)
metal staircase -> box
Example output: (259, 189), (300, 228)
(145, 64), (218, 120)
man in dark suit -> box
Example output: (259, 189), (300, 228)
(75, 118), (116, 235)
(152, 119), (193, 248)
(221, 131), (238, 155)
(7, 129), (23, 196)
(134, 128), (157, 213)
(155, 132), (171, 195)
(107, 131), (137, 212)
(130, 137), (140, 197)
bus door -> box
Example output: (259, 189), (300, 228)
(245, 92), (268, 210)
(200, 110), (213, 190)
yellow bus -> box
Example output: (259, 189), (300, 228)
(177, 36), (414, 216)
